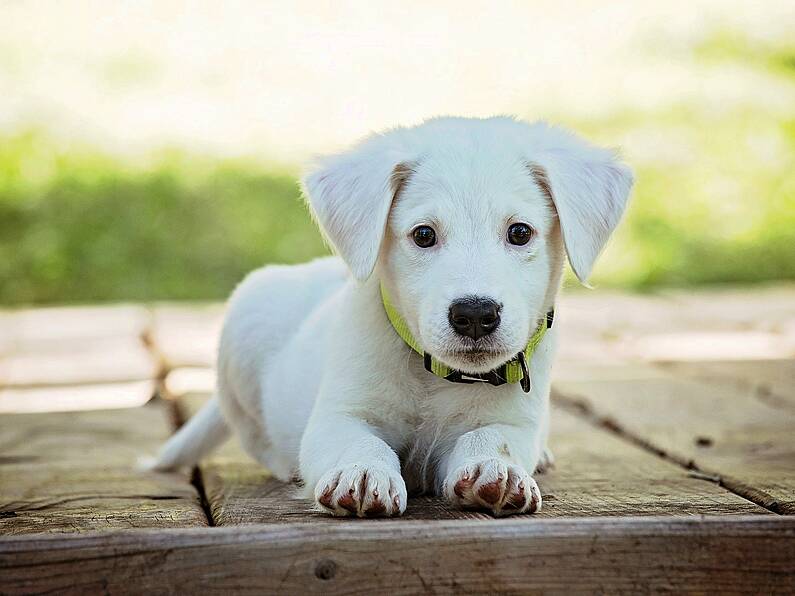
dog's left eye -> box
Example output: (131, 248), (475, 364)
(507, 223), (534, 246)
(412, 225), (437, 248)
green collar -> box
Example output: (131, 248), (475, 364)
(380, 284), (553, 392)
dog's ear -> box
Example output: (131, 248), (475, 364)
(526, 125), (633, 283)
(301, 137), (413, 281)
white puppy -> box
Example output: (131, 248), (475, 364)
(152, 116), (633, 517)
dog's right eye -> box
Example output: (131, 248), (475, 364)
(412, 225), (437, 248)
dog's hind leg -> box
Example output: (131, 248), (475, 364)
(217, 386), (274, 468)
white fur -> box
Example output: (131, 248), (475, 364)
(152, 116), (633, 517)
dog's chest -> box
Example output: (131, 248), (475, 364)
(393, 383), (506, 493)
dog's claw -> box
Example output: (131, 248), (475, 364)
(314, 464), (407, 518)
(444, 459), (541, 516)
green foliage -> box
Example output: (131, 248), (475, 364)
(581, 28), (795, 289)
(1, 28), (793, 305)
(0, 133), (327, 304)
(583, 107), (795, 289)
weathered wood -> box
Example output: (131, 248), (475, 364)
(0, 305), (150, 355)
(163, 366), (216, 400)
(555, 286), (795, 364)
(173, 388), (766, 526)
(149, 304), (224, 369)
(0, 401), (208, 533)
(0, 304), (157, 390)
(656, 284), (795, 332)
(551, 291), (679, 365)
(553, 362), (795, 514)
(0, 380), (156, 413)
(2, 516), (793, 595)
(623, 330), (792, 362)
(657, 359), (795, 410)
(0, 337), (157, 388)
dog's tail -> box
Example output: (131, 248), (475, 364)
(147, 396), (230, 471)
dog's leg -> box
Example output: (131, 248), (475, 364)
(301, 413), (407, 518)
(217, 386), (273, 468)
(440, 424), (542, 516)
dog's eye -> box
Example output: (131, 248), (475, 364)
(412, 225), (437, 248)
(507, 223), (534, 246)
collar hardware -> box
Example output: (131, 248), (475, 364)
(517, 351), (531, 393)
(382, 284), (553, 393)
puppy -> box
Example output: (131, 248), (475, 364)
(152, 116), (633, 517)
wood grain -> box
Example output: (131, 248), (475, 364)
(175, 390), (766, 526)
(0, 401), (208, 534)
(2, 516), (793, 594)
(553, 362), (795, 514)
(657, 359), (795, 410)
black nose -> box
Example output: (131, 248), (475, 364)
(448, 297), (501, 340)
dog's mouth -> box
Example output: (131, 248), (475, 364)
(437, 346), (514, 373)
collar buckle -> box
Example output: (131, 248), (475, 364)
(517, 351), (532, 393)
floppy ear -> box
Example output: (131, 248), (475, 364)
(301, 136), (414, 281)
(527, 125), (634, 283)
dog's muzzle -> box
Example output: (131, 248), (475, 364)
(381, 284), (553, 393)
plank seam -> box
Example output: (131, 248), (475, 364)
(151, 309), (219, 529)
(140, 307), (171, 388)
(169, 395), (217, 527)
(190, 467), (216, 528)
(551, 388), (785, 515)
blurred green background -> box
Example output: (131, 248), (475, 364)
(2, 4), (794, 305)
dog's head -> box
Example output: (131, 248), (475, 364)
(302, 117), (633, 374)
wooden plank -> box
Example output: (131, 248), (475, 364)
(555, 285), (795, 364)
(173, 388), (765, 526)
(0, 304), (150, 356)
(163, 366), (216, 400)
(0, 305), (157, 389)
(553, 362), (795, 514)
(657, 359), (795, 410)
(554, 291), (679, 365)
(0, 380), (155, 413)
(149, 304), (224, 369)
(622, 330), (793, 362)
(2, 516), (794, 594)
(0, 338), (157, 388)
(657, 284), (795, 333)
(0, 401), (208, 534)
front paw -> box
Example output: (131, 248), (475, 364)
(443, 459), (541, 516)
(314, 463), (408, 517)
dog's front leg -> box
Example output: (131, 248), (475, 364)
(440, 424), (542, 516)
(300, 413), (407, 518)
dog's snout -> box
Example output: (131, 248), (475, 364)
(448, 297), (501, 340)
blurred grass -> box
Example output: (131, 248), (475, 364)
(0, 135), (327, 304)
(580, 106), (795, 289)
(587, 29), (795, 289)
(1, 28), (793, 305)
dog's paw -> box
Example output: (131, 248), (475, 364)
(444, 458), (541, 516)
(535, 447), (555, 474)
(314, 463), (407, 518)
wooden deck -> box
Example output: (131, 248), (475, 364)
(2, 287), (795, 594)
